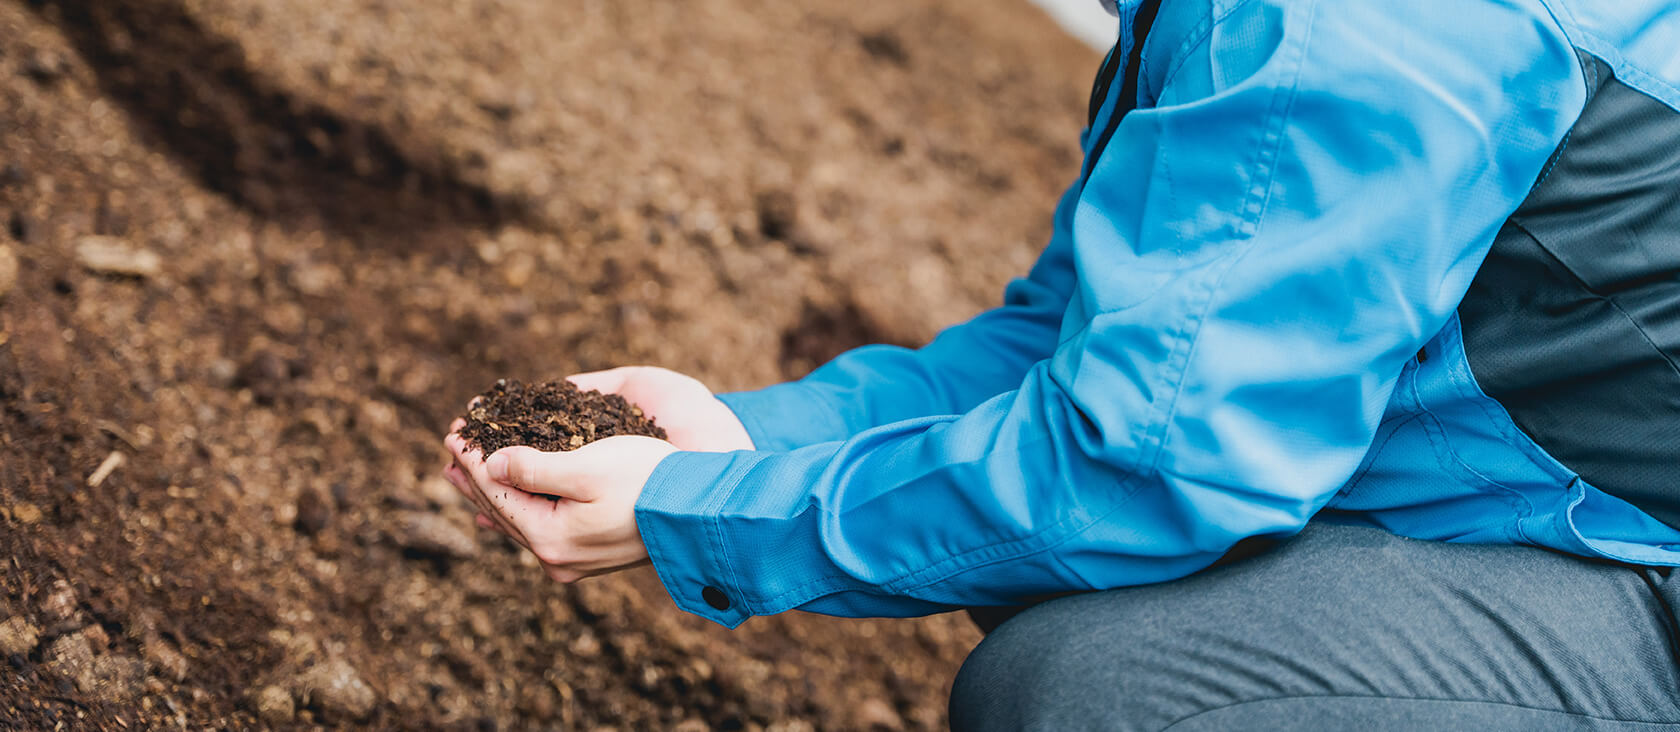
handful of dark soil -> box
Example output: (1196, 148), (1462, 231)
(458, 379), (667, 455)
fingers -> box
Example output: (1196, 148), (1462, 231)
(446, 462), (522, 542)
(445, 435), (537, 548)
(565, 367), (631, 395)
(462, 446), (566, 524)
(480, 477), (564, 529)
(443, 463), (475, 502)
(444, 431), (481, 466)
(486, 446), (601, 502)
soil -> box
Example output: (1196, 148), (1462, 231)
(459, 379), (667, 455)
(0, 0), (1098, 729)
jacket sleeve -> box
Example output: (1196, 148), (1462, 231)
(637, 0), (1585, 626)
(718, 170), (1083, 452)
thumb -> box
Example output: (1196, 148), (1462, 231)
(487, 446), (591, 500)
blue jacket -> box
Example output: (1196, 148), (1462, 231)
(636, 0), (1680, 627)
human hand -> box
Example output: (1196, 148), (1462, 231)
(564, 366), (753, 453)
(443, 424), (677, 583)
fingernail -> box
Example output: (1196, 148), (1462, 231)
(486, 452), (508, 482)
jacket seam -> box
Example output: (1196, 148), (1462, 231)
(1501, 218), (1680, 383)
(1442, 306), (1582, 484)
(890, 475), (1149, 596)
(745, 455), (1146, 609)
(1528, 129), (1571, 192)
(1336, 412), (1421, 501)
(1409, 361), (1535, 543)
(1116, 1), (1307, 474)
(1154, 0), (1262, 96)
(882, 466), (1144, 593)
(1141, 0), (1309, 474)
(739, 426), (1140, 609)
(1534, 1), (1680, 113)
(705, 462), (751, 615)
(1244, 0), (1310, 231)
(1142, 244), (1247, 475)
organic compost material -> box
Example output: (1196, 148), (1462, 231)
(459, 379), (667, 455)
(0, 0), (1098, 728)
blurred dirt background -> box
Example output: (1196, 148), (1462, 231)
(0, 0), (1097, 728)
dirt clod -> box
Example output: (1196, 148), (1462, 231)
(293, 656), (377, 721)
(860, 31), (911, 66)
(391, 511), (479, 560)
(0, 617), (40, 656)
(857, 697), (904, 730)
(755, 190), (799, 240)
(9, 501), (42, 525)
(234, 349), (301, 404)
(252, 684), (296, 724)
(75, 236), (162, 278)
(22, 48), (69, 84)
(44, 628), (146, 703)
(40, 580), (80, 627)
(0, 244), (17, 300)
(459, 379), (667, 455)
(142, 632), (192, 682)
(7, 212), (37, 245)
(294, 488), (332, 536)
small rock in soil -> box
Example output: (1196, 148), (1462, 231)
(8, 213), (36, 245)
(75, 236), (162, 278)
(859, 30), (910, 66)
(416, 475), (464, 510)
(293, 656), (377, 721)
(22, 49), (69, 83)
(79, 623), (110, 649)
(294, 488), (332, 536)
(0, 243), (17, 300)
(855, 697), (903, 730)
(43, 631), (93, 675)
(207, 358), (238, 387)
(458, 378), (666, 455)
(141, 633), (191, 682)
(392, 511), (478, 559)
(44, 628), (145, 703)
(40, 580), (80, 626)
(8, 501), (42, 525)
(0, 617), (41, 656)
(568, 630), (601, 658)
(234, 349), (297, 404)
(755, 189), (798, 240)
(516, 682), (558, 721)
(252, 684), (295, 724)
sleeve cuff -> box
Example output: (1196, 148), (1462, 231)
(717, 383), (852, 452)
(635, 449), (766, 628)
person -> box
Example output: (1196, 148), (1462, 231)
(444, 0), (1680, 728)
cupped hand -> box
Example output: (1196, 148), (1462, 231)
(444, 424), (677, 583)
(565, 366), (753, 453)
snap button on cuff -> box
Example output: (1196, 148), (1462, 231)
(702, 585), (731, 611)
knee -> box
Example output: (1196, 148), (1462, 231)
(948, 619), (1025, 732)
(949, 597), (1137, 732)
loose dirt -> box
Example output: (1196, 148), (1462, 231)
(459, 379), (667, 456)
(0, 0), (1098, 728)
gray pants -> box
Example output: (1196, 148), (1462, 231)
(949, 523), (1680, 731)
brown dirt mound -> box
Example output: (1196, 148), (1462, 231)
(0, 0), (1097, 728)
(459, 379), (667, 455)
